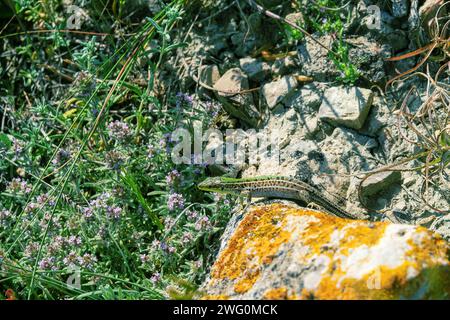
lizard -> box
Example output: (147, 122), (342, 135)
(198, 175), (370, 220)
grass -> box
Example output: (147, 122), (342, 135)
(0, 0), (231, 299)
(287, 0), (360, 84)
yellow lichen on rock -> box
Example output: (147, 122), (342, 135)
(203, 203), (450, 300)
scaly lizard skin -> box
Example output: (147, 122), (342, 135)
(198, 175), (369, 220)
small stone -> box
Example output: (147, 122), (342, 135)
(239, 57), (271, 82)
(213, 68), (258, 126)
(199, 65), (220, 87)
(262, 75), (299, 109)
(271, 56), (298, 76)
(285, 12), (304, 26)
(360, 171), (402, 197)
(318, 86), (374, 130)
(214, 68), (251, 103)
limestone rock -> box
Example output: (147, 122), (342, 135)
(202, 203), (450, 300)
(318, 86), (374, 130)
(213, 68), (259, 126)
(262, 75), (298, 109)
(360, 171), (402, 197)
(297, 35), (339, 82)
(199, 65), (220, 87)
(271, 56), (298, 76)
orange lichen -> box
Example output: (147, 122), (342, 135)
(201, 294), (230, 300)
(263, 287), (288, 300)
(205, 203), (450, 300)
(302, 225), (450, 300)
(209, 204), (317, 294)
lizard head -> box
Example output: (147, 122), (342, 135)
(197, 177), (225, 193)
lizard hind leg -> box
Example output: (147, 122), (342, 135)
(238, 191), (252, 212)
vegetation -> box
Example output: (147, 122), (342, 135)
(0, 0), (232, 299)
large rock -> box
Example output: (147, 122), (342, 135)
(202, 203), (450, 300)
(318, 86), (374, 130)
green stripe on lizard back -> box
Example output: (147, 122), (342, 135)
(198, 175), (368, 220)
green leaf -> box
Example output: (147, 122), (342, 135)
(0, 133), (12, 149)
(439, 131), (450, 147)
(147, 190), (167, 196)
(121, 170), (163, 230)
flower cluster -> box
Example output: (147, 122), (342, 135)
(107, 120), (132, 141)
(84, 192), (124, 221)
(175, 92), (193, 109)
(204, 100), (220, 118)
(105, 150), (125, 170)
(167, 193), (184, 211)
(165, 169), (181, 187)
(7, 178), (32, 194)
(11, 137), (25, 156)
(39, 257), (57, 270)
(194, 215), (212, 232)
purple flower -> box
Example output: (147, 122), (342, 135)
(24, 242), (40, 257)
(186, 210), (198, 221)
(7, 178), (32, 193)
(140, 254), (150, 263)
(78, 253), (97, 269)
(36, 193), (52, 206)
(167, 193), (184, 211)
(39, 257), (56, 270)
(24, 202), (38, 213)
(165, 169), (181, 186)
(168, 246), (176, 253)
(176, 92), (193, 108)
(108, 120), (131, 140)
(11, 137), (25, 156)
(182, 232), (193, 244)
(68, 235), (82, 246)
(150, 272), (161, 283)
(106, 206), (122, 219)
(0, 209), (11, 220)
(49, 236), (66, 254)
(164, 216), (176, 231)
(160, 241), (168, 252)
(151, 239), (161, 249)
(204, 101), (220, 117)
(63, 251), (80, 268)
(195, 216), (212, 231)
(82, 207), (94, 218)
